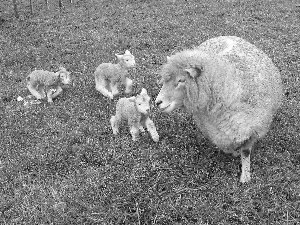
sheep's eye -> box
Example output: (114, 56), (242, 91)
(177, 78), (185, 84)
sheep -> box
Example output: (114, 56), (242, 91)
(110, 88), (159, 142)
(26, 67), (72, 103)
(94, 50), (135, 99)
(155, 36), (283, 183)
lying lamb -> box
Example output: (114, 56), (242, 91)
(110, 88), (159, 142)
(94, 50), (135, 99)
(155, 36), (283, 183)
(26, 67), (72, 103)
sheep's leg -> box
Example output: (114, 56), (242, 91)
(145, 117), (159, 142)
(50, 86), (63, 99)
(238, 132), (259, 183)
(124, 78), (133, 94)
(129, 125), (139, 141)
(27, 84), (44, 99)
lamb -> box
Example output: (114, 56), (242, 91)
(155, 36), (283, 183)
(94, 50), (135, 99)
(26, 67), (72, 103)
(110, 88), (159, 142)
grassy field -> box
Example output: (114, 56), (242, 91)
(0, 0), (299, 224)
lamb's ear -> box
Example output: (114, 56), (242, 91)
(115, 54), (123, 60)
(58, 66), (66, 72)
(125, 50), (131, 55)
(128, 97), (136, 103)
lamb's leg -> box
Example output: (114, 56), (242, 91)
(27, 84), (44, 100)
(145, 117), (159, 142)
(46, 89), (55, 103)
(139, 125), (145, 133)
(110, 115), (119, 135)
(95, 79), (113, 99)
(238, 132), (259, 183)
(110, 82), (119, 96)
(129, 125), (139, 141)
(50, 86), (63, 99)
(124, 77), (133, 94)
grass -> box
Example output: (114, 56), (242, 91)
(0, 0), (299, 224)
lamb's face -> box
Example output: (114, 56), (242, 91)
(135, 88), (151, 115)
(155, 72), (186, 113)
(58, 67), (72, 85)
(116, 50), (136, 68)
(122, 54), (136, 68)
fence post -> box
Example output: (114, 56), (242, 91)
(12, 0), (19, 18)
(58, 0), (63, 11)
(29, 0), (33, 14)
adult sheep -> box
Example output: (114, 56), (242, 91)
(155, 36), (283, 183)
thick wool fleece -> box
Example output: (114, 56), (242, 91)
(160, 36), (282, 150)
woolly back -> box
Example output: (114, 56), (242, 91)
(160, 36), (283, 113)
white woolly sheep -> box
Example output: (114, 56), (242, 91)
(94, 50), (135, 99)
(110, 88), (159, 142)
(155, 36), (283, 183)
(26, 67), (72, 103)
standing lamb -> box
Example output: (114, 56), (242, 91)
(94, 50), (135, 99)
(155, 36), (283, 183)
(110, 88), (159, 142)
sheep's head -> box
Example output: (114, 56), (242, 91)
(116, 50), (136, 68)
(155, 57), (204, 113)
(57, 67), (72, 85)
(133, 88), (151, 115)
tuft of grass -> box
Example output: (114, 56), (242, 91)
(0, 0), (299, 224)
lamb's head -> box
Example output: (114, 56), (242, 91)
(133, 88), (151, 115)
(155, 55), (204, 113)
(116, 50), (136, 68)
(57, 67), (72, 85)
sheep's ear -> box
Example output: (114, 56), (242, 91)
(185, 65), (203, 79)
(185, 66), (202, 104)
(186, 78), (199, 104)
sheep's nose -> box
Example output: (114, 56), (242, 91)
(156, 100), (162, 107)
